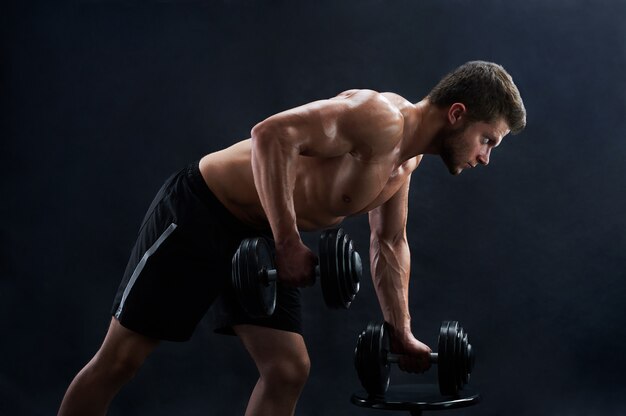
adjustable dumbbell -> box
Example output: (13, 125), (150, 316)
(354, 321), (475, 396)
(232, 228), (362, 317)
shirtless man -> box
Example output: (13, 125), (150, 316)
(58, 61), (526, 416)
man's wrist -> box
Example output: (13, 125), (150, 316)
(274, 229), (302, 249)
(388, 316), (412, 339)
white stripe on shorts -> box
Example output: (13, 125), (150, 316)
(115, 223), (178, 319)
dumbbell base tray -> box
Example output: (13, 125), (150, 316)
(351, 384), (480, 414)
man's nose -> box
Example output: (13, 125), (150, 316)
(477, 149), (490, 166)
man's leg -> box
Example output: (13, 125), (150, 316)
(234, 325), (311, 416)
(58, 317), (159, 416)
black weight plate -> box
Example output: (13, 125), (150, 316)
(334, 231), (345, 300)
(355, 325), (377, 394)
(232, 244), (241, 291)
(467, 340), (474, 382)
(355, 327), (372, 393)
(354, 322), (392, 396)
(350, 248), (362, 294)
(345, 238), (360, 302)
(371, 322), (391, 395)
(379, 322), (393, 394)
(335, 231), (360, 308)
(234, 238), (277, 318)
(438, 321), (452, 396)
(244, 239), (266, 318)
(330, 229), (345, 307)
(447, 321), (460, 395)
(341, 239), (356, 304)
(344, 235), (352, 280)
(458, 329), (466, 387)
(232, 239), (250, 310)
(255, 238), (277, 316)
(320, 229), (343, 308)
(348, 241), (361, 291)
(236, 239), (257, 315)
(461, 329), (471, 385)
(354, 329), (366, 389)
(338, 232), (353, 307)
(462, 332), (470, 385)
(453, 326), (463, 391)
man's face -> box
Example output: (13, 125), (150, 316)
(439, 118), (510, 175)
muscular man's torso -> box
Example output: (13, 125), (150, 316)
(199, 91), (422, 231)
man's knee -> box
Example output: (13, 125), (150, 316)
(260, 353), (311, 389)
(93, 319), (159, 383)
(96, 349), (145, 382)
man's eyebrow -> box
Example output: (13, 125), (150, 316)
(490, 135), (502, 147)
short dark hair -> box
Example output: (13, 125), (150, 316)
(427, 61), (526, 134)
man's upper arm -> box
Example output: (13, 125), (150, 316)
(251, 90), (404, 158)
(369, 175), (411, 242)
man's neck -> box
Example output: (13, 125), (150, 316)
(399, 99), (447, 161)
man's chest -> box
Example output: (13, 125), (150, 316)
(298, 155), (420, 216)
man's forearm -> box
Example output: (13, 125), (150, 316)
(370, 235), (412, 336)
(250, 127), (301, 245)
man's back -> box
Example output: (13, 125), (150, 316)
(199, 89), (422, 230)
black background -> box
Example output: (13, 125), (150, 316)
(2, 1), (625, 415)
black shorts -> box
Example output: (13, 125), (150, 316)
(111, 162), (302, 342)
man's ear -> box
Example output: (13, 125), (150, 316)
(447, 103), (467, 126)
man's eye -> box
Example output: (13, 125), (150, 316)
(482, 137), (490, 144)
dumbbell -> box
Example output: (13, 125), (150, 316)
(354, 321), (474, 397)
(232, 228), (362, 318)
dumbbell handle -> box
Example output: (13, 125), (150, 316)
(259, 265), (321, 285)
(386, 352), (439, 364)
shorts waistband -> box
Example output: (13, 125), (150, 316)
(185, 161), (242, 224)
(184, 161), (271, 237)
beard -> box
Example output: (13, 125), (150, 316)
(437, 124), (470, 175)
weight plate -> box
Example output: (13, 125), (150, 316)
(371, 322), (391, 395)
(233, 239), (251, 311)
(355, 326), (371, 393)
(462, 332), (470, 384)
(345, 238), (360, 302)
(320, 229), (344, 308)
(254, 237), (277, 317)
(245, 239), (266, 318)
(354, 322), (393, 396)
(467, 339), (474, 383)
(238, 239), (258, 316)
(357, 327), (376, 396)
(342, 239), (356, 304)
(232, 238), (276, 318)
(232, 244), (241, 291)
(338, 232), (353, 307)
(350, 248), (362, 294)
(378, 322), (393, 394)
(330, 229), (344, 307)
(447, 321), (460, 395)
(438, 321), (452, 396)
(453, 325), (463, 391)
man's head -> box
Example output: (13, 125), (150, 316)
(426, 61), (526, 175)
(427, 61), (526, 133)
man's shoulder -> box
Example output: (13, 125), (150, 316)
(380, 92), (414, 110)
(342, 90), (413, 122)
(333, 89), (408, 103)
